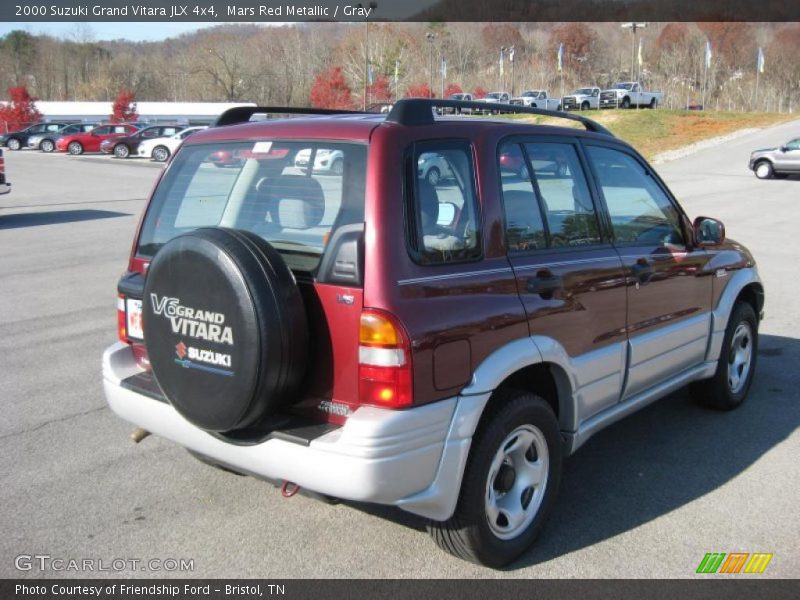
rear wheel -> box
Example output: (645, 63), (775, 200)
(428, 390), (562, 568)
(649, 98), (658, 109)
(754, 161), (773, 179)
(152, 146), (170, 162)
(690, 302), (758, 410)
(113, 143), (130, 158)
(40, 139), (55, 153)
(426, 166), (441, 186)
(68, 141), (83, 155)
(7, 138), (21, 151)
(331, 158), (344, 176)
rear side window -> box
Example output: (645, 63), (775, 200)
(137, 141), (367, 273)
(498, 140), (602, 251)
(407, 141), (481, 265)
(586, 145), (684, 246)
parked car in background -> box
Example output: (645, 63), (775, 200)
(0, 148), (9, 195)
(138, 126), (207, 162)
(600, 82), (663, 109)
(294, 147), (345, 175)
(417, 151), (454, 185)
(476, 91), (512, 113)
(561, 87), (601, 111)
(445, 93), (474, 114)
(1, 122), (70, 150)
(56, 123), (139, 155)
(510, 90), (561, 111)
(101, 124), (185, 158)
(27, 123), (97, 152)
(749, 138), (800, 179)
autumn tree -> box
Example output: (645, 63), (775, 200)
(404, 83), (434, 98)
(444, 83), (463, 97)
(310, 66), (353, 109)
(110, 89), (138, 123)
(549, 23), (598, 79)
(0, 86), (42, 133)
(367, 75), (393, 104)
(473, 86), (488, 99)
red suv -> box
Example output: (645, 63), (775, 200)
(56, 123), (139, 154)
(103, 100), (763, 567)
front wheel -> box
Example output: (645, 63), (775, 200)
(428, 390), (562, 568)
(331, 158), (344, 176)
(40, 139), (55, 153)
(621, 97), (631, 109)
(690, 302), (758, 410)
(581, 101), (590, 111)
(426, 166), (441, 186)
(68, 141), (83, 155)
(754, 161), (773, 179)
(113, 144), (130, 159)
(152, 146), (170, 162)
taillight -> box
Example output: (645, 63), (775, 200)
(117, 294), (128, 343)
(358, 309), (413, 408)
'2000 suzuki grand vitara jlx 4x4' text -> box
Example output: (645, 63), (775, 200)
(103, 100), (763, 567)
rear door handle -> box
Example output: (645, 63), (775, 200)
(527, 273), (563, 295)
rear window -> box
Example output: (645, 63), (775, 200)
(137, 140), (367, 273)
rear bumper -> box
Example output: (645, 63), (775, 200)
(102, 342), (489, 520)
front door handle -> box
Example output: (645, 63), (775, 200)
(527, 273), (563, 296)
(631, 259), (654, 285)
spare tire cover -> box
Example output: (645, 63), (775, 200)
(142, 227), (308, 432)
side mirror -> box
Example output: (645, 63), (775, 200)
(693, 216), (725, 246)
(780, 146), (788, 153)
(437, 202), (457, 227)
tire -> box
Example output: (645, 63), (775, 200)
(7, 138), (22, 150)
(113, 143), (130, 158)
(428, 390), (562, 568)
(754, 160), (773, 180)
(152, 146), (170, 162)
(518, 165), (529, 180)
(40, 139), (55, 153)
(581, 101), (590, 111)
(649, 98), (658, 109)
(331, 158), (344, 176)
(690, 302), (758, 411)
(142, 227), (309, 433)
(621, 97), (631, 109)
(426, 166), (441, 186)
(68, 141), (83, 155)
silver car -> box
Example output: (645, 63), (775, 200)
(749, 138), (800, 179)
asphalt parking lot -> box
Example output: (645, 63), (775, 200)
(1, 126), (799, 578)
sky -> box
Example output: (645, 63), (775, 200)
(0, 22), (253, 42)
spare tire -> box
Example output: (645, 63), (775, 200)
(142, 227), (308, 432)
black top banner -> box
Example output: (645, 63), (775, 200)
(3, 0), (800, 22)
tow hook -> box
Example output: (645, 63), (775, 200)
(280, 480), (301, 498)
(130, 428), (151, 444)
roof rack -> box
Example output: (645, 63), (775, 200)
(385, 98), (614, 137)
(215, 106), (368, 127)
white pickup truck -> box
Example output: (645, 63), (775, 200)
(561, 87), (601, 111)
(599, 82), (663, 109)
(509, 90), (561, 111)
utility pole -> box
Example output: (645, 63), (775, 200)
(358, 2), (377, 111)
(509, 46), (516, 97)
(621, 22), (647, 81)
(426, 32), (436, 97)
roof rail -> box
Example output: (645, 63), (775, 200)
(215, 106), (367, 127)
(385, 98), (614, 137)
